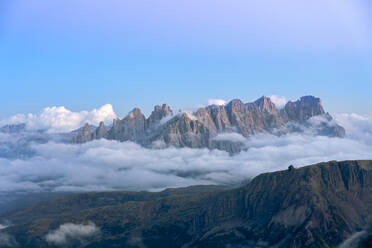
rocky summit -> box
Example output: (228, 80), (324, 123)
(72, 96), (346, 153)
(2, 160), (372, 247)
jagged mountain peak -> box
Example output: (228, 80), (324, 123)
(227, 98), (244, 106)
(98, 121), (105, 128)
(150, 103), (173, 119)
(82, 123), (90, 134)
(72, 96), (345, 153)
(282, 95), (325, 123)
(226, 99), (246, 113)
(254, 95), (278, 113)
(127, 107), (143, 118)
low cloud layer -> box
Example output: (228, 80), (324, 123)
(0, 232), (18, 248)
(0, 110), (371, 194)
(45, 222), (99, 246)
(0, 104), (117, 133)
(214, 132), (246, 143)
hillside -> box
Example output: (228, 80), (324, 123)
(1, 160), (372, 247)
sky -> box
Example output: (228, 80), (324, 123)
(1, 0), (372, 118)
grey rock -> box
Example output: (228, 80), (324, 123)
(146, 104), (173, 130)
(72, 123), (92, 143)
(72, 96), (346, 153)
(149, 113), (211, 149)
(108, 108), (146, 142)
(91, 121), (108, 140)
(281, 95), (325, 123)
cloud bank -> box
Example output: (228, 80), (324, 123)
(45, 222), (99, 246)
(0, 113), (371, 193)
(0, 104), (117, 133)
(0, 103), (371, 194)
(214, 132), (246, 143)
(0, 225), (8, 230)
(0, 232), (18, 248)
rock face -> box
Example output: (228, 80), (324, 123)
(3, 160), (372, 248)
(72, 96), (345, 153)
(281, 96), (326, 123)
(108, 108), (146, 142)
(146, 104), (173, 130)
(92, 122), (108, 140)
(72, 123), (92, 143)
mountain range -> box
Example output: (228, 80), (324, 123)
(72, 96), (346, 153)
(1, 160), (371, 248)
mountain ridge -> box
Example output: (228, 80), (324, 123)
(72, 95), (345, 153)
(1, 160), (371, 247)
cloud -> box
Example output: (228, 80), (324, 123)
(270, 95), (287, 108)
(337, 231), (367, 248)
(214, 133), (246, 143)
(45, 222), (99, 246)
(334, 113), (372, 145)
(0, 113), (371, 194)
(0, 225), (8, 230)
(0, 233), (18, 247)
(208, 99), (226, 106)
(0, 104), (117, 133)
(159, 111), (198, 126)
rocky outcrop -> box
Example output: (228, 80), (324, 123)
(72, 96), (346, 153)
(148, 113), (212, 148)
(3, 160), (372, 248)
(146, 104), (173, 130)
(72, 123), (92, 143)
(281, 96), (325, 123)
(108, 108), (146, 142)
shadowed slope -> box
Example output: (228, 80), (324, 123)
(1, 161), (371, 248)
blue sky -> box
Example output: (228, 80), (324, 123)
(1, 0), (372, 118)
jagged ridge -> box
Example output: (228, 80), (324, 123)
(73, 96), (346, 153)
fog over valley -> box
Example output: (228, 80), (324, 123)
(0, 102), (371, 196)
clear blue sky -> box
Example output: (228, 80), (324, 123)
(1, 0), (371, 118)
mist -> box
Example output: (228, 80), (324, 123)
(0, 113), (371, 194)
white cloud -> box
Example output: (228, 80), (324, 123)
(270, 95), (287, 108)
(45, 222), (99, 246)
(214, 133), (246, 143)
(159, 111), (198, 126)
(0, 112), (370, 193)
(334, 113), (372, 144)
(0, 104), (117, 133)
(337, 231), (367, 248)
(208, 99), (226, 106)
(0, 232), (17, 247)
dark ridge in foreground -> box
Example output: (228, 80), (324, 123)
(1, 160), (372, 248)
